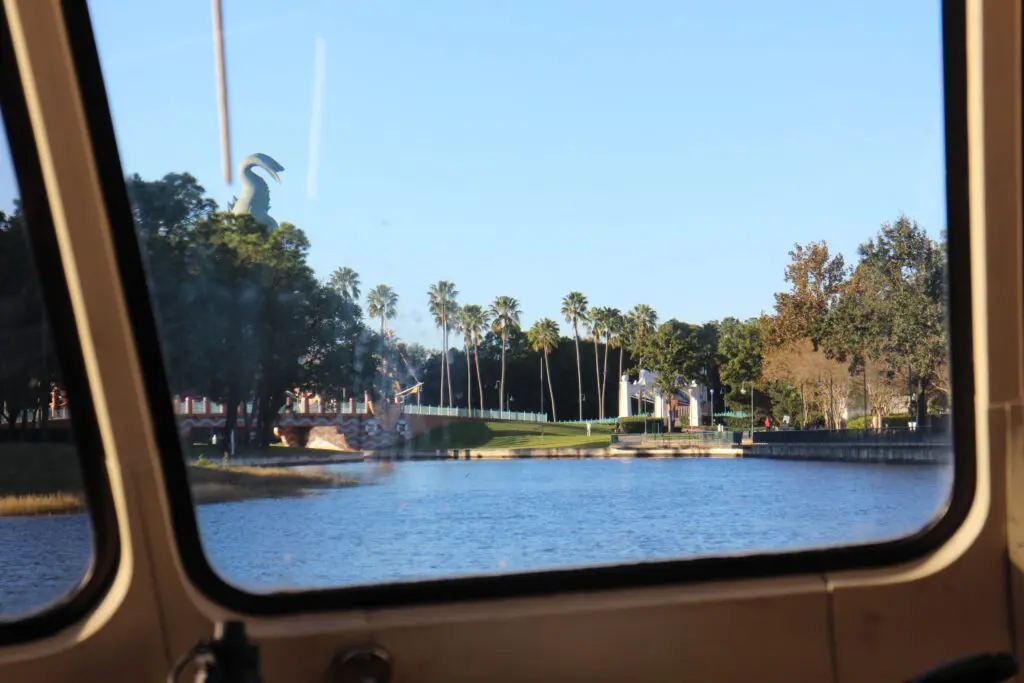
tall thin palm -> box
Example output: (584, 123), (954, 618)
(587, 308), (610, 419)
(428, 280), (458, 408)
(601, 307), (623, 415)
(489, 296), (521, 413)
(460, 304), (489, 410)
(327, 266), (361, 301)
(366, 284), (398, 334)
(561, 291), (588, 420)
(455, 306), (477, 412)
(528, 318), (560, 422)
(590, 307), (616, 419)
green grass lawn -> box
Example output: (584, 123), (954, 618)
(409, 421), (614, 450)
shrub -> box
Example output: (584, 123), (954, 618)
(617, 416), (665, 434)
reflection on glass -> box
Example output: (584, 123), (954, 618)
(0, 138), (94, 618)
(86, 0), (952, 591)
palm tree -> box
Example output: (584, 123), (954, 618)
(598, 307), (621, 419)
(587, 308), (611, 419)
(489, 296), (521, 413)
(588, 307), (617, 419)
(561, 291), (588, 420)
(327, 266), (360, 301)
(459, 304), (489, 410)
(366, 284), (398, 334)
(428, 280), (458, 408)
(527, 318), (559, 421)
(628, 303), (658, 362)
(609, 310), (627, 390)
(454, 305), (477, 412)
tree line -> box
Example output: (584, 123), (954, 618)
(0, 168), (949, 447)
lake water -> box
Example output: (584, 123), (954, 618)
(0, 457), (953, 616)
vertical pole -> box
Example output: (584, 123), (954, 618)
(750, 386), (754, 434)
(863, 361), (869, 431)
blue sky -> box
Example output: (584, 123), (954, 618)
(81, 0), (945, 348)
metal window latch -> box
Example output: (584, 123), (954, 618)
(329, 646), (393, 683)
(907, 652), (1018, 683)
(168, 620), (261, 683)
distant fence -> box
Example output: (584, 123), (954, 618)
(403, 405), (548, 422)
(555, 417), (618, 425)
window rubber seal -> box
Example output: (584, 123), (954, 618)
(58, 0), (976, 617)
(0, 1), (121, 644)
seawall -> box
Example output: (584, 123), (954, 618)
(365, 441), (951, 464)
(743, 442), (951, 465)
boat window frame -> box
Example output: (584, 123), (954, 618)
(61, 0), (975, 616)
(0, 0), (121, 644)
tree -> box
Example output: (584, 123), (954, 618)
(327, 266), (361, 302)
(490, 296), (521, 413)
(454, 305), (478, 411)
(0, 206), (57, 434)
(607, 309), (627, 408)
(764, 241), (845, 351)
(527, 318), (560, 421)
(428, 280), (458, 408)
(716, 317), (763, 414)
(627, 304), (658, 364)
(653, 372), (680, 433)
(851, 215), (946, 425)
(587, 307), (610, 418)
(561, 291), (589, 420)
(457, 304), (489, 410)
(366, 285), (398, 334)
(594, 306), (621, 419)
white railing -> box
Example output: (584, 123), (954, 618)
(46, 400), (546, 423)
(403, 405), (548, 422)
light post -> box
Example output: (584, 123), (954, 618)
(741, 381), (754, 434)
(709, 388), (715, 428)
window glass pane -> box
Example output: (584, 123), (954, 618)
(86, 0), (953, 592)
(0, 135), (94, 617)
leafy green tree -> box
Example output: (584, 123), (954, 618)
(716, 317), (764, 413)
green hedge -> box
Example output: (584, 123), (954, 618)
(841, 414), (915, 430)
(616, 416), (665, 434)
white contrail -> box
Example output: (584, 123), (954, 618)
(307, 36), (327, 199)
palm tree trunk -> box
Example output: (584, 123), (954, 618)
(592, 336), (602, 419)
(446, 336), (454, 408)
(465, 345), (472, 412)
(474, 338), (485, 410)
(544, 350), (557, 422)
(601, 333), (610, 420)
(573, 326), (583, 421)
(439, 344), (446, 407)
(500, 332), (507, 413)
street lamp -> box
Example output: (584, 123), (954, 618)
(740, 381), (754, 434)
(709, 388), (715, 428)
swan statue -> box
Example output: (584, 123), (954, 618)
(230, 153), (285, 230)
